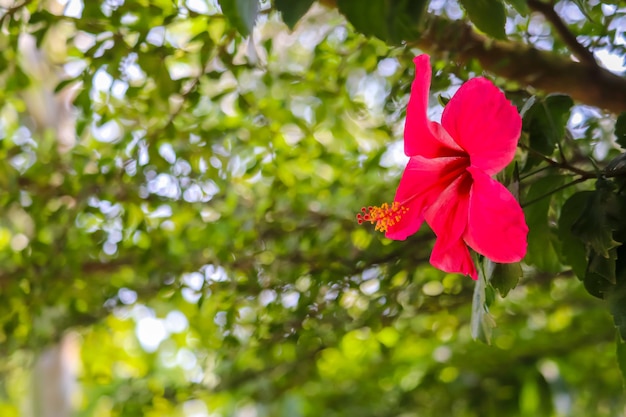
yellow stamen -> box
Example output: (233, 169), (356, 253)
(356, 202), (409, 232)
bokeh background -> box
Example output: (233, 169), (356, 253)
(1, 1), (626, 416)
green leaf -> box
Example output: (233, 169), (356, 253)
(607, 281), (626, 340)
(523, 175), (566, 272)
(588, 249), (617, 284)
(583, 270), (613, 299)
(219, 0), (259, 36)
(557, 191), (593, 279)
(337, 0), (428, 44)
(275, 0), (314, 29)
(523, 94), (574, 156)
(573, 185), (626, 300)
(606, 153), (626, 175)
(519, 96), (536, 119)
(583, 247), (618, 298)
(458, 0), (507, 40)
(572, 181), (621, 258)
(12, 66), (31, 90)
(527, 228), (563, 273)
(337, 0), (387, 40)
(471, 265), (495, 344)
(490, 261), (522, 297)
(437, 94), (451, 107)
(54, 78), (78, 94)
(386, 0), (428, 43)
(523, 174), (565, 226)
(615, 333), (626, 386)
(504, 0), (529, 16)
(615, 112), (626, 149)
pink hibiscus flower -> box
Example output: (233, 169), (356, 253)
(357, 54), (527, 279)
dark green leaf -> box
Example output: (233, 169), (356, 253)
(12, 66), (31, 90)
(607, 281), (626, 339)
(387, 0), (428, 43)
(337, 0), (387, 40)
(490, 261), (522, 297)
(616, 333), (626, 385)
(606, 153), (626, 176)
(615, 112), (626, 149)
(584, 270), (613, 299)
(519, 95), (536, 119)
(337, 0), (427, 44)
(219, 0), (259, 36)
(504, 0), (529, 16)
(588, 248), (617, 284)
(275, 0), (315, 29)
(523, 175), (565, 272)
(458, 0), (507, 40)
(527, 228), (563, 273)
(54, 78), (78, 93)
(437, 94), (451, 107)
(27, 10), (54, 25)
(523, 94), (574, 156)
(572, 181), (621, 258)
(557, 191), (593, 279)
(523, 174), (565, 226)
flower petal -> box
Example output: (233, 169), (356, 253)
(441, 78), (521, 175)
(423, 173), (472, 245)
(423, 172), (476, 279)
(464, 166), (528, 263)
(386, 156), (467, 240)
(430, 237), (477, 279)
(404, 55), (463, 158)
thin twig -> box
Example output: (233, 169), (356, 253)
(519, 142), (592, 177)
(521, 177), (589, 207)
(520, 164), (553, 180)
(527, 0), (598, 67)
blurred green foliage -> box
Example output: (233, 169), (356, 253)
(1, 0), (626, 416)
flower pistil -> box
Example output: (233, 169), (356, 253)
(357, 202), (409, 232)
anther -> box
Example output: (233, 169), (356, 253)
(356, 202), (408, 232)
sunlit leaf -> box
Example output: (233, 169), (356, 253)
(219, 0), (259, 36)
(504, 0), (529, 16)
(471, 266), (495, 344)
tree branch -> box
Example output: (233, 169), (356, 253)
(527, 0), (597, 66)
(412, 15), (626, 114)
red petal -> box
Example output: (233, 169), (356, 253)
(404, 55), (463, 158)
(423, 173), (472, 244)
(386, 156), (467, 240)
(464, 167), (528, 263)
(441, 78), (521, 175)
(430, 237), (477, 280)
(424, 172), (476, 279)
